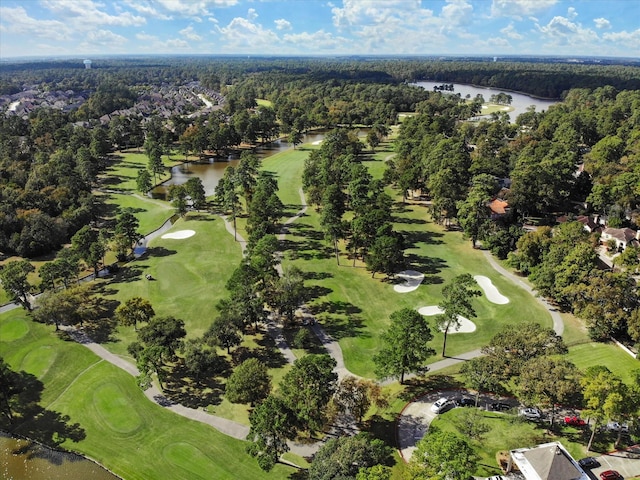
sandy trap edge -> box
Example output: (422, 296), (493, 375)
(393, 270), (425, 293)
(161, 230), (196, 240)
(418, 306), (476, 333)
(473, 275), (509, 304)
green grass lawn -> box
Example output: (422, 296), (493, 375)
(99, 212), (243, 359)
(430, 408), (590, 478)
(0, 308), (295, 480)
(100, 150), (181, 193)
(566, 342), (639, 384)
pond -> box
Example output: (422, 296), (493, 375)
(153, 130), (327, 198)
(1, 432), (120, 480)
(413, 81), (558, 122)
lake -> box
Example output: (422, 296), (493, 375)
(1, 432), (120, 480)
(413, 81), (558, 122)
(154, 130), (327, 198)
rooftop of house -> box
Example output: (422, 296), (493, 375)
(488, 198), (509, 215)
(603, 227), (638, 243)
(510, 442), (588, 480)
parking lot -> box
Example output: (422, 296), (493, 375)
(397, 390), (640, 479)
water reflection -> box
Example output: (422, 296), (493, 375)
(413, 81), (558, 122)
(1, 432), (120, 480)
(153, 131), (326, 198)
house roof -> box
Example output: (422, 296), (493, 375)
(510, 442), (587, 480)
(488, 198), (509, 215)
(603, 227), (637, 243)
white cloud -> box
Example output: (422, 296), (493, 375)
(602, 29), (640, 49)
(153, 0), (238, 17)
(491, 0), (558, 19)
(122, 0), (172, 20)
(84, 29), (127, 45)
(274, 19), (292, 31)
(180, 25), (202, 41)
(247, 8), (258, 21)
(501, 23), (523, 40)
(594, 17), (611, 29)
(216, 15), (280, 51)
(536, 15), (598, 48)
(41, 0), (146, 27)
(567, 7), (577, 20)
(0, 6), (72, 41)
(135, 32), (190, 51)
(283, 30), (347, 51)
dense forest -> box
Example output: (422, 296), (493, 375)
(2, 56), (639, 98)
(1, 56), (638, 344)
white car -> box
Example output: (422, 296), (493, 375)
(430, 397), (454, 414)
(606, 422), (629, 433)
(520, 407), (542, 421)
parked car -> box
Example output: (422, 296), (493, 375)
(605, 422), (629, 433)
(578, 457), (600, 469)
(520, 407), (542, 421)
(454, 397), (475, 407)
(430, 397), (455, 414)
(599, 469), (623, 480)
(564, 416), (586, 426)
(489, 402), (511, 411)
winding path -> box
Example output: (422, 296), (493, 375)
(481, 251), (563, 335)
(1, 176), (568, 466)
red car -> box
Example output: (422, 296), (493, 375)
(564, 415), (586, 426)
(600, 470), (623, 480)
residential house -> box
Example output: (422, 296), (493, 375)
(488, 198), (510, 220)
(508, 442), (589, 480)
(601, 227), (640, 251)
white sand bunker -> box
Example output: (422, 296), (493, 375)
(394, 270), (425, 293)
(161, 230), (195, 240)
(312, 140), (322, 145)
(473, 275), (509, 304)
(418, 306), (476, 333)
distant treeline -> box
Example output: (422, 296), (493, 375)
(1, 56), (639, 98)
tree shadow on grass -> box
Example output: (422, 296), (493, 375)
(304, 285), (333, 303)
(3, 369), (86, 449)
(311, 302), (367, 340)
(401, 229), (445, 247)
(186, 213), (215, 222)
(163, 362), (228, 408)
(110, 266), (144, 283)
(147, 246), (177, 258)
(398, 374), (465, 402)
(240, 335), (289, 369)
(364, 414), (398, 448)
(404, 252), (448, 278)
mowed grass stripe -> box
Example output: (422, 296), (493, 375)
(0, 309), (295, 480)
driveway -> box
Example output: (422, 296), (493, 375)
(589, 444), (640, 479)
(397, 390), (520, 462)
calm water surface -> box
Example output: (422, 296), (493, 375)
(413, 81), (558, 122)
(155, 131), (327, 197)
(1, 433), (120, 480)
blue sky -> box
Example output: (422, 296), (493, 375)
(0, 0), (638, 59)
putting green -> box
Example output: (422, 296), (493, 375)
(93, 383), (143, 434)
(163, 442), (215, 480)
(0, 316), (29, 342)
(21, 345), (57, 378)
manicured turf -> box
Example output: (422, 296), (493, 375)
(0, 308), (295, 480)
(566, 342), (639, 384)
(430, 408), (589, 478)
(103, 192), (175, 236)
(101, 150), (181, 193)
(99, 212), (243, 359)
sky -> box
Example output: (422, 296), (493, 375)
(0, 0), (638, 59)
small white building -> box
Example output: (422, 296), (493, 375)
(508, 442), (589, 480)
